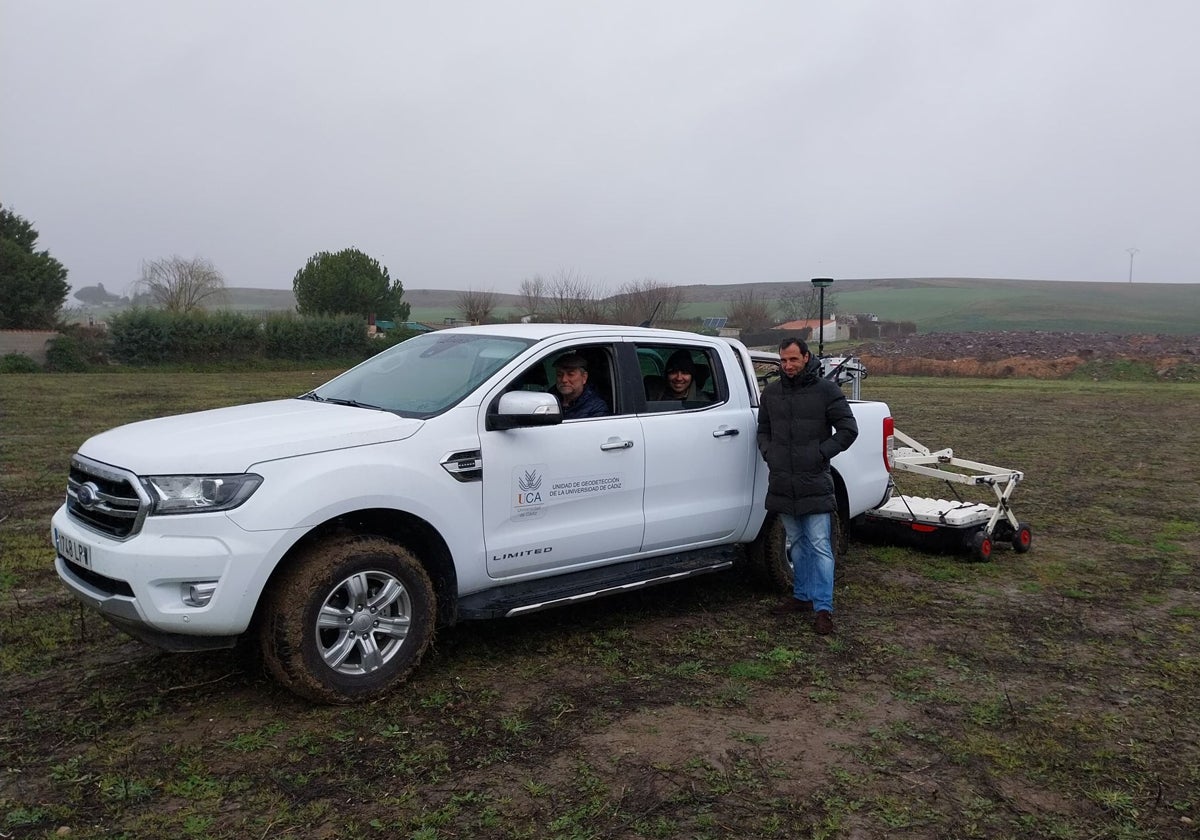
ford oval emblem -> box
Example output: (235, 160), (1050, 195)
(77, 482), (101, 510)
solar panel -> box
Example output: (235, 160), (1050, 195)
(702, 317), (728, 329)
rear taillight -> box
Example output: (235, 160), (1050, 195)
(883, 415), (894, 472)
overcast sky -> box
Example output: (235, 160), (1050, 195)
(3, 1), (1198, 296)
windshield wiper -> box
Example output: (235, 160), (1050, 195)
(297, 393), (383, 410)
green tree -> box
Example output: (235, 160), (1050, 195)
(0, 203), (70, 329)
(293, 248), (409, 322)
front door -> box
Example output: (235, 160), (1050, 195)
(482, 344), (645, 578)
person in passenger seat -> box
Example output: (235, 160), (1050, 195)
(550, 352), (610, 419)
(648, 349), (708, 402)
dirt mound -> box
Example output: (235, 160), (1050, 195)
(855, 331), (1199, 379)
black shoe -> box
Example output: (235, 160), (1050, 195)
(814, 610), (834, 635)
(769, 598), (813, 615)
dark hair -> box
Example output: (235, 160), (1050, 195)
(665, 349), (696, 374)
(778, 337), (809, 355)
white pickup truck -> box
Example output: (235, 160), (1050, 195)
(52, 324), (893, 702)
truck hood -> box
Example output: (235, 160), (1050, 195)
(79, 399), (425, 475)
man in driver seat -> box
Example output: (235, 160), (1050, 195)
(550, 352), (609, 419)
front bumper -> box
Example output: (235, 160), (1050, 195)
(51, 503), (295, 649)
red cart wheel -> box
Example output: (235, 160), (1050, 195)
(1012, 522), (1032, 553)
(970, 530), (993, 563)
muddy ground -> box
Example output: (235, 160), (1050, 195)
(3, 354), (1199, 838)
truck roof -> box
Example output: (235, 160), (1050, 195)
(433, 323), (725, 343)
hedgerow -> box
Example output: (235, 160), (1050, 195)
(106, 310), (406, 366)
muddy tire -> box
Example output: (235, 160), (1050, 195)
(751, 514), (791, 592)
(260, 535), (436, 704)
(748, 510), (847, 592)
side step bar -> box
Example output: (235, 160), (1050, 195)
(455, 546), (741, 620)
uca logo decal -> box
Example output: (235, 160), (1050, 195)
(516, 469), (543, 505)
(518, 469), (542, 493)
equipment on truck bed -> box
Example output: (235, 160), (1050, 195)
(864, 427), (1032, 561)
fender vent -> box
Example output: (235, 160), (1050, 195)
(441, 450), (482, 482)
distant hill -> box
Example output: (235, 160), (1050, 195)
(198, 278), (1200, 336)
(217, 287), (517, 312)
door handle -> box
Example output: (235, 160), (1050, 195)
(600, 439), (635, 451)
(712, 428), (740, 438)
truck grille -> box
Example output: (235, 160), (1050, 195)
(67, 455), (148, 539)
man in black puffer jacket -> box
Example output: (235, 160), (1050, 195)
(757, 338), (859, 635)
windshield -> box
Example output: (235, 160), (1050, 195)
(305, 333), (535, 417)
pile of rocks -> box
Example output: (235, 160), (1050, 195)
(853, 331), (1198, 379)
(858, 331), (1197, 362)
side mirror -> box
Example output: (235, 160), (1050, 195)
(486, 391), (563, 431)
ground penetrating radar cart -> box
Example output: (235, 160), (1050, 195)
(863, 427), (1032, 562)
(816, 356), (1032, 562)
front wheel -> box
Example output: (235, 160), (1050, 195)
(260, 536), (436, 704)
(969, 530), (993, 563)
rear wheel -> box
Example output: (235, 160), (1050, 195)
(751, 515), (791, 592)
(1012, 522), (1033, 553)
(260, 535), (436, 704)
(749, 509), (847, 592)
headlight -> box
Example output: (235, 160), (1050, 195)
(141, 474), (263, 515)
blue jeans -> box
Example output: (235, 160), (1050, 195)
(779, 512), (834, 613)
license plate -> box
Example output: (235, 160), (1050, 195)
(55, 530), (92, 569)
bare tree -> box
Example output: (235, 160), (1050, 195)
(607, 278), (684, 326)
(817, 287), (840, 324)
(778, 283), (841, 324)
(455, 287), (497, 324)
(545, 269), (607, 323)
(517, 275), (546, 321)
(574, 292), (609, 324)
(727, 286), (775, 332)
(135, 256), (226, 312)
(777, 284), (812, 322)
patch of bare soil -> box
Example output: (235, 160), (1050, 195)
(855, 331), (1199, 378)
(447, 685), (916, 829)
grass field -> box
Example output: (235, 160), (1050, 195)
(390, 280), (1200, 335)
(674, 279), (1200, 334)
(80, 277), (1200, 336)
(2, 370), (1199, 838)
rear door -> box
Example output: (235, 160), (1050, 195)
(635, 341), (758, 552)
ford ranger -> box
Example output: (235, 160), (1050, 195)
(52, 324), (893, 703)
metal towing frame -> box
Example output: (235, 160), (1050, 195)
(817, 355), (1032, 562)
(864, 427), (1032, 561)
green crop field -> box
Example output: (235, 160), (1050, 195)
(2, 369), (1199, 838)
(408, 279), (1200, 334)
(675, 278), (1199, 334)
(79, 277), (1200, 336)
